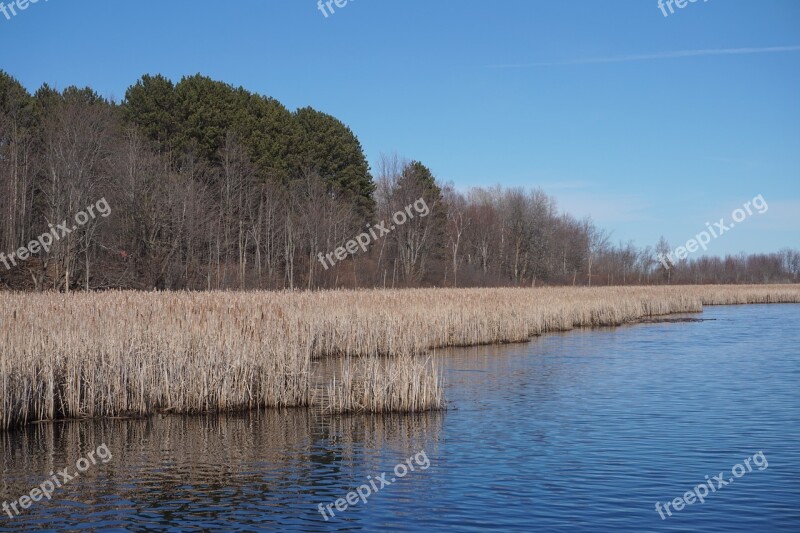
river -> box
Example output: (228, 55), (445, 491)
(2, 304), (798, 531)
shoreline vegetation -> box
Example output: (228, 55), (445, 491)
(2, 284), (800, 430)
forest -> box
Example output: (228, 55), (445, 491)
(1, 70), (798, 291)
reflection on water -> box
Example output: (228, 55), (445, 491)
(1, 411), (443, 531)
(2, 304), (799, 532)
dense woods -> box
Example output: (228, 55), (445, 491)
(1, 71), (798, 291)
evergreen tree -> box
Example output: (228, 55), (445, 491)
(294, 107), (375, 219)
(123, 74), (178, 150)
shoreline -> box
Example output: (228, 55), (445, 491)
(2, 285), (800, 430)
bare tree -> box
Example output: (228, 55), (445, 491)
(584, 219), (610, 287)
(443, 185), (469, 287)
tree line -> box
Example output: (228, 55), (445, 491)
(1, 71), (797, 291)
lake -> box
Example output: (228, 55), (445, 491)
(2, 304), (798, 531)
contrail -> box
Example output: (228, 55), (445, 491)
(487, 45), (800, 68)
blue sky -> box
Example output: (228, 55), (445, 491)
(1, 0), (798, 255)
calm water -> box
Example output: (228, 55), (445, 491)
(2, 304), (799, 532)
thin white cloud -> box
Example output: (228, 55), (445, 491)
(488, 45), (800, 68)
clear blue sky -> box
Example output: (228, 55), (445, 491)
(1, 0), (798, 255)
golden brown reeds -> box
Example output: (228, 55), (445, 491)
(323, 356), (444, 414)
(1, 285), (799, 429)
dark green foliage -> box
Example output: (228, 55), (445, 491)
(121, 74), (373, 217)
(172, 75), (244, 163)
(294, 107), (374, 219)
(400, 161), (440, 197)
(398, 160), (447, 257)
(399, 161), (446, 230)
(240, 90), (302, 180)
(123, 74), (178, 149)
(0, 71), (32, 117)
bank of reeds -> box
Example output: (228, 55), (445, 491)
(323, 356), (444, 414)
(2, 285), (799, 429)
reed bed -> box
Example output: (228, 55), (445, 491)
(323, 356), (444, 414)
(1, 285), (799, 429)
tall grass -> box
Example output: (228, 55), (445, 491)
(322, 356), (444, 414)
(2, 285), (799, 429)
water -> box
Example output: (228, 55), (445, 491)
(2, 304), (799, 532)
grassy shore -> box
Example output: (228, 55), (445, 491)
(2, 285), (799, 430)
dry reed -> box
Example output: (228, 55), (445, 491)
(1, 285), (799, 429)
(323, 356), (444, 414)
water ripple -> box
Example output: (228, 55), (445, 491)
(1, 304), (798, 531)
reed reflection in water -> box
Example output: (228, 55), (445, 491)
(1, 409), (443, 531)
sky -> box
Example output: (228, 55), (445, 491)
(1, 0), (798, 256)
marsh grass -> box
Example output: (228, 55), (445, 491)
(2, 285), (799, 429)
(323, 356), (444, 414)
